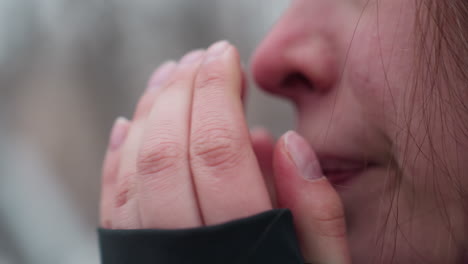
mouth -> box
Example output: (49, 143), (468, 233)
(318, 156), (378, 186)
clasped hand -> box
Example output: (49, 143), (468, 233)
(100, 41), (351, 264)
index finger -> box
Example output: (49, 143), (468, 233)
(189, 41), (272, 225)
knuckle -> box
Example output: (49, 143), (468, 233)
(313, 212), (347, 238)
(195, 69), (226, 90)
(137, 141), (185, 176)
(165, 73), (187, 89)
(191, 125), (246, 171)
(312, 199), (347, 238)
(114, 173), (136, 208)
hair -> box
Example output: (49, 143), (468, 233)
(394, 0), (467, 262)
(367, 0), (468, 263)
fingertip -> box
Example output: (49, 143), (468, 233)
(203, 40), (231, 63)
(147, 60), (177, 90)
(179, 49), (205, 65)
(273, 130), (332, 202)
(101, 116), (131, 228)
(251, 127), (275, 162)
(195, 41), (243, 98)
(273, 132), (350, 264)
(109, 117), (130, 152)
(283, 131), (323, 181)
(251, 125), (274, 141)
(250, 126), (272, 137)
(134, 61), (177, 120)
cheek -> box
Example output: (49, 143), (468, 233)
(343, 6), (416, 130)
(344, 0), (465, 200)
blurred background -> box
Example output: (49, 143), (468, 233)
(0, 0), (293, 263)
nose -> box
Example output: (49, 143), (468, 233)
(251, 3), (340, 102)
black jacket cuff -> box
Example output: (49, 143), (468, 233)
(98, 208), (304, 264)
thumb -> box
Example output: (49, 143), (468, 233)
(273, 131), (351, 264)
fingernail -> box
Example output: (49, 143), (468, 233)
(147, 61), (177, 90)
(109, 117), (130, 151)
(284, 131), (323, 180)
(205, 40), (230, 61)
(179, 49), (205, 65)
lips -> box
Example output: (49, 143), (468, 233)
(317, 156), (377, 185)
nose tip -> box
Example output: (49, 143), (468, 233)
(251, 30), (338, 100)
(251, 36), (290, 97)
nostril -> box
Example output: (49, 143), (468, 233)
(281, 72), (314, 92)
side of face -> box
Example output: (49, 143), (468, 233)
(251, 0), (468, 262)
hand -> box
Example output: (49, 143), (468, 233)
(258, 130), (352, 264)
(100, 41), (352, 263)
(100, 41), (271, 229)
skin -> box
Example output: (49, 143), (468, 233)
(101, 0), (468, 263)
(253, 0), (468, 263)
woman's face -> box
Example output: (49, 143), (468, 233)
(252, 0), (467, 263)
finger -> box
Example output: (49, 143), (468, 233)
(250, 127), (276, 206)
(133, 61), (177, 120)
(250, 127), (274, 176)
(100, 117), (130, 228)
(136, 50), (205, 229)
(190, 41), (271, 226)
(112, 61), (177, 229)
(273, 131), (351, 264)
(240, 63), (248, 102)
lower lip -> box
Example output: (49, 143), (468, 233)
(324, 169), (366, 186)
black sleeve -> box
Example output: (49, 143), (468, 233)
(98, 208), (304, 264)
